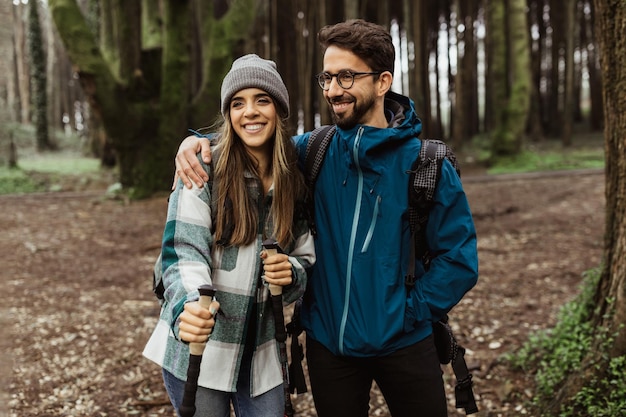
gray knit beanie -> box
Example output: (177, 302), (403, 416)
(220, 54), (290, 118)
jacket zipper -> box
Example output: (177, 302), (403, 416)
(361, 195), (381, 253)
(339, 126), (364, 355)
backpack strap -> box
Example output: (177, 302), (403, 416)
(303, 125), (337, 236)
(304, 125), (337, 188)
(407, 139), (461, 264)
(452, 344), (478, 413)
(405, 139), (476, 414)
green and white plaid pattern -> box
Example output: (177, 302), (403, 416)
(144, 166), (315, 396)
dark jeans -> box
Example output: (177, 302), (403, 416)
(306, 334), (447, 417)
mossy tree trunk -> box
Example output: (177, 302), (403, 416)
(48, 0), (256, 197)
(188, 0), (257, 129)
(545, 0), (626, 413)
(488, 0), (531, 158)
(590, 0), (626, 372)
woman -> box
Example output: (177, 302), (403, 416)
(143, 54), (315, 417)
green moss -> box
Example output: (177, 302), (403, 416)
(507, 268), (626, 416)
(0, 167), (45, 195)
(488, 147), (604, 174)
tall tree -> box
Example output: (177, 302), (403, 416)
(344, 0), (359, 20)
(13, 3), (30, 124)
(526, 0), (546, 141)
(452, 0), (479, 148)
(48, 0), (257, 197)
(545, 0), (626, 412)
(28, 0), (54, 151)
(561, 0), (577, 146)
(407, 0), (431, 134)
(0, 0), (15, 120)
(488, 0), (531, 157)
(546, 0), (563, 136)
(584, 0), (603, 130)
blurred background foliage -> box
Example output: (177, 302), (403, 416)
(0, 0), (607, 196)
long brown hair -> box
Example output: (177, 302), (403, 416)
(212, 113), (306, 249)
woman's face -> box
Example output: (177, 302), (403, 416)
(229, 88), (277, 154)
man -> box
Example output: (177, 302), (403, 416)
(174, 19), (478, 417)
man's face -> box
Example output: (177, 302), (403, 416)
(322, 46), (379, 129)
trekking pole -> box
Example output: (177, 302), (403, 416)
(262, 238), (295, 417)
(179, 284), (216, 417)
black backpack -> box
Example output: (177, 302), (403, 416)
(294, 124), (478, 414)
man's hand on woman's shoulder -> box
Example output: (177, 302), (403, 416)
(173, 136), (212, 189)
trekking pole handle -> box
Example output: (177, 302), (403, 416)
(189, 286), (216, 354)
(262, 239), (293, 417)
(179, 284), (216, 417)
(262, 239), (283, 296)
(263, 239), (287, 345)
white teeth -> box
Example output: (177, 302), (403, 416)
(244, 124), (264, 132)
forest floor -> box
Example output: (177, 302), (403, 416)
(0, 136), (606, 416)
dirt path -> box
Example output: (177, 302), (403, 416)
(1, 169), (605, 416)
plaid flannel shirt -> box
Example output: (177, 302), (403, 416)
(143, 167), (315, 396)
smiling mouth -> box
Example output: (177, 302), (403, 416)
(331, 100), (353, 113)
(243, 124), (265, 132)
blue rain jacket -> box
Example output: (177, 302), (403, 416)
(294, 91), (478, 357)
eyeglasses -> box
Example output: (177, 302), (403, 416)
(315, 70), (382, 91)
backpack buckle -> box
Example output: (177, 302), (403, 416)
(404, 274), (416, 291)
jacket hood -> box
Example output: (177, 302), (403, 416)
(335, 90), (422, 147)
(334, 90), (422, 169)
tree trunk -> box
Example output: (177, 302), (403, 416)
(526, 0), (545, 141)
(585, 0), (604, 130)
(408, 0), (431, 135)
(546, 0), (626, 411)
(114, 0), (142, 82)
(143, 0), (193, 194)
(317, 1), (334, 127)
(98, 0), (119, 77)
(286, 0), (317, 133)
(491, 0), (531, 157)
(561, 0), (576, 147)
(28, 0), (53, 151)
(0, 0), (16, 121)
(592, 0), (626, 364)
(465, 0), (479, 139)
(46, 18), (61, 131)
(452, 0), (478, 148)
(189, 0), (257, 129)
(484, 0), (495, 133)
(344, 0), (359, 20)
(49, 0), (256, 196)
(13, 4), (30, 124)
(141, 0), (163, 50)
(487, 0), (506, 152)
(51, 0), (143, 187)
(548, 0), (564, 137)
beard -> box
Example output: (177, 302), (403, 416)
(328, 92), (376, 130)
